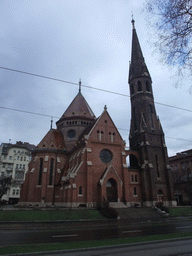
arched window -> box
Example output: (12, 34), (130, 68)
(158, 189), (163, 195)
(133, 107), (137, 131)
(131, 175), (134, 183)
(129, 154), (139, 168)
(79, 186), (82, 195)
(146, 81), (151, 92)
(134, 187), (137, 196)
(137, 81), (142, 92)
(130, 84), (134, 95)
(49, 158), (54, 185)
(135, 175), (138, 183)
(156, 155), (160, 178)
(149, 104), (154, 128)
(38, 158), (43, 185)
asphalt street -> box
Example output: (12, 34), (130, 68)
(1, 217), (192, 246)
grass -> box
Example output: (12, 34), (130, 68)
(0, 209), (105, 221)
(0, 206), (192, 222)
(169, 206), (192, 216)
(1, 232), (192, 255)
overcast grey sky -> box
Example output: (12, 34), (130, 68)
(0, 0), (191, 156)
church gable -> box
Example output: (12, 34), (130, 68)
(88, 107), (124, 145)
(99, 164), (123, 186)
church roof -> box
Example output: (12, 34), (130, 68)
(58, 91), (96, 120)
(129, 19), (151, 83)
(36, 128), (65, 150)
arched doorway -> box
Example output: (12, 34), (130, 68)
(106, 178), (117, 202)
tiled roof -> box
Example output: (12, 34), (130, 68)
(58, 92), (96, 120)
(37, 129), (65, 150)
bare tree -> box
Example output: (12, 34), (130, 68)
(145, 0), (192, 85)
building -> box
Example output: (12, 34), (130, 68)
(0, 141), (35, 203)
(169, 150), (192, 206)
(19, 21), (176, 208)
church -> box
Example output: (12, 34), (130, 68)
(19, 21), (176, 208)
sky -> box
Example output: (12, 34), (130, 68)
(0, 0), (191, 157)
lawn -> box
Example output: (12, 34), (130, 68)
(169, 206), (192, 216)
(0, 208), (105, 221)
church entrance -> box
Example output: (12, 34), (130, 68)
(106, 178), (117, 202)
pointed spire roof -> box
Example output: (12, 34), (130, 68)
(59, 85), (96, 120)
(129, 19), (151, 82)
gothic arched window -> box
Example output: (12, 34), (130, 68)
(79, 186), (82, 195)
(130, 84), (134, 95)
(146, 80), (151, 92)
(49, 158), (54, 185)
(149, 104), (154, 128)
(137, 80), (142, 92)
(38, 158), (43, 185)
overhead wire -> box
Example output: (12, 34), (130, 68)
(0, 66), (192, 113)
(0, 66), (191, 143)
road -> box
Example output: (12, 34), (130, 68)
(46, 238), (192, 256)
(0, 217), (192, 246)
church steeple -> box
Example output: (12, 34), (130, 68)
(128, 20), (174, 205)
(129, 20), (151, 83)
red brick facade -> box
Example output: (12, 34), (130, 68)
(19, 22), (176, 208)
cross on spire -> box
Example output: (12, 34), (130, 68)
(79, 79), (81, 93)
(131, 14), (135, 29)
(50, 117), (53, 130)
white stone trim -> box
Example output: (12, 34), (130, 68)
(45, 156), (49, 161)
(99, 164), (123, 186)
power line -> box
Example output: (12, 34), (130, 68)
(0, 106), (59, 119)
(1, 105), (192, 144)
(0, 66), (192, 144)
(0, 66), (192, 113)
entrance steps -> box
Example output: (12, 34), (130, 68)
(109, 202), (127, 208)
(116, 207), (164, 221)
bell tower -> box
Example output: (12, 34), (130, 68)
(128, 19), (175, 206)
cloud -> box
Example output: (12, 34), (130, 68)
(0, 0), (191, 156)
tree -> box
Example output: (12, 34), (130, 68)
(145, 0), (192, 87)
(0, 175), (12, 201)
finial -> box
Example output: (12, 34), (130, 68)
(104, 105), (107, 110)
(79, 79), (81, 93)
(50, 117), (53, 130)
(131, 14), (135, 29)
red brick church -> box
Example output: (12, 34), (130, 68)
(19, 21), (176, 208)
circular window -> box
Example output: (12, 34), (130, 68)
(100, 149), (112, 163)
(68, 129), (76, 138)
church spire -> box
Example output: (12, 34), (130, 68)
(129, 19), (151, 83)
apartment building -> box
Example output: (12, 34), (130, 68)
(0, 141), (35, 203)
